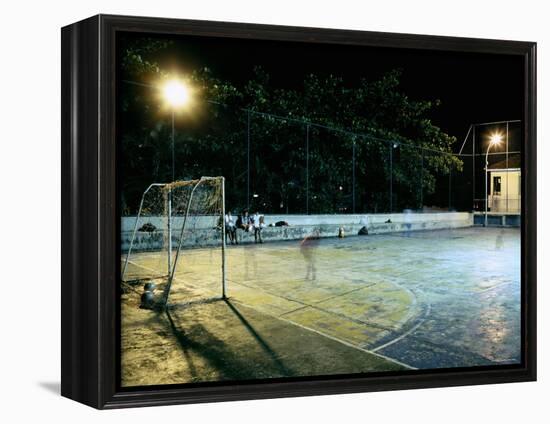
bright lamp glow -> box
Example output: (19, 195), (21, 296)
(489, 132), (503, 145)
(162, 79), (190, 108)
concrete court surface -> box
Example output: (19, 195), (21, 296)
(121, 227), (521, 386)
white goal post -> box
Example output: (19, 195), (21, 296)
(121, 176), (226, 308)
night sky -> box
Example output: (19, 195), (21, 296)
(124, 31), (525, 149)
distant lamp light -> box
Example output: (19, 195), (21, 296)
(162, 79), (190, 108)
(489, 132), (503, 145)
(339, 186), (343, 191)
(253, 193), (259, 198)
(484, 131), (504, 227)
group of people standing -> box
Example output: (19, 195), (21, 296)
(224, 210), (265, 245)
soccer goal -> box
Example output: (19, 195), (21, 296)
(121, 176), (226, 308)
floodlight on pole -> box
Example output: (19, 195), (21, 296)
(489, 133), (504, 146)
(160, 79), (193, 182)
(161, 78), (192, 276)
(485, 132), (503, 227)
(162, 79), (191, 108)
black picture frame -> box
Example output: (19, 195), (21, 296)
(61, 14), (537, 409)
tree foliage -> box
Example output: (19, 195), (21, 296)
(119, 39), (462, 215)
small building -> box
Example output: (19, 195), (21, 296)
(488, 154), (521, 213)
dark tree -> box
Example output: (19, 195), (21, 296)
(119, 38), (462, 215)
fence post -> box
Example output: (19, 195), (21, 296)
(420, 148), (424, 210)
(389, 143), (393, 213)
(306, 124), (309, 215)
(506, 121), (509, 213)
(221, 177), (226, 299)
(352, 137), (356, 213)
(247, 110), (250, 210)
(448, 162), (452, 211)
(472, 125), (476, 211)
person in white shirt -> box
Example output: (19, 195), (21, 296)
(224, 211), (237, 244)
(252, 211), (264, 243)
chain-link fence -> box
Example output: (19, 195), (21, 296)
(121, 98), (520, 216)
(462, 120), (521, 214)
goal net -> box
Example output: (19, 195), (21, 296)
(121, 176), (226, 308)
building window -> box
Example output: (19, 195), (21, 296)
(493, 176), (501, 195)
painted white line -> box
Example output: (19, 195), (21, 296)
(371, 302), (431, 353)
(125, 256), (417, 369)
(476, 281), (512, 293)
(122, 259), (159, 273)
(228, 278), (399, 331)
(231, 298), (416, 370)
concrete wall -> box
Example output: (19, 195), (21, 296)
(473, 213), (520, 227)
(121, 212), (473, 252)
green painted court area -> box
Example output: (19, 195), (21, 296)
(121, 227), (521, 387)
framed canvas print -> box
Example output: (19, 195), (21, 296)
(61, 14), (536, 409)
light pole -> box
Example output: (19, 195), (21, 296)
(161, 79), (191, 274)
(485, 132), (503, 227)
